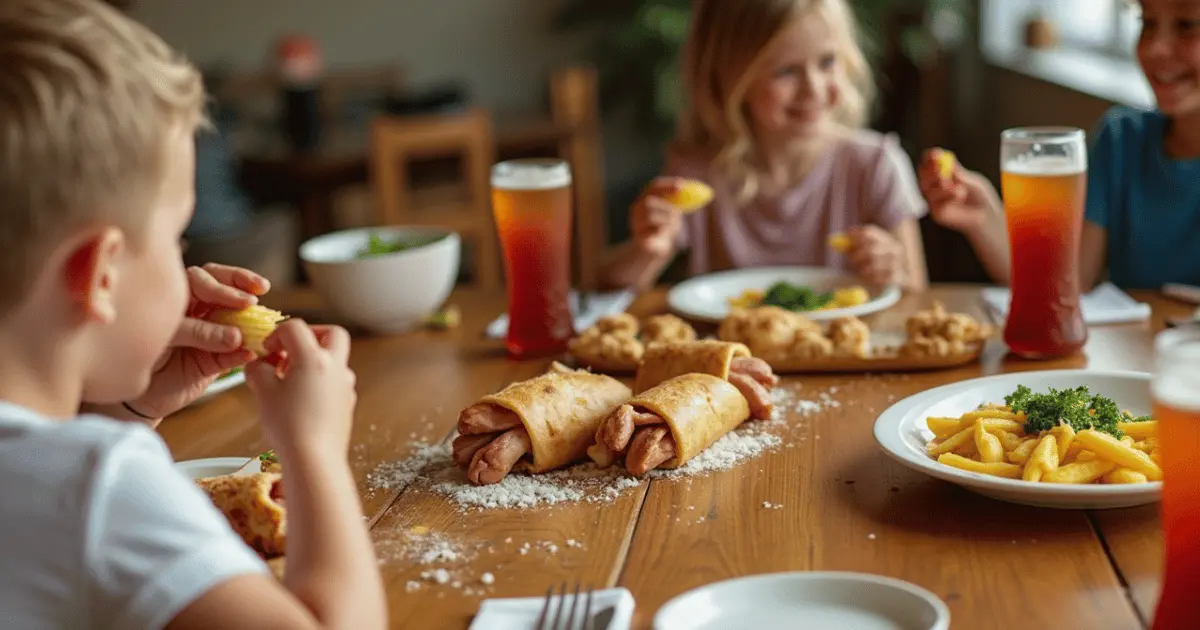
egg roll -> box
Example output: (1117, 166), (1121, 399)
(634, 340), (778, 419)
(453, 362), (632, 485)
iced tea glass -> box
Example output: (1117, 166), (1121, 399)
(1000, 127), (1088, 358)
(1152, 328), (1200, 630)
(491, 159), (575, 358)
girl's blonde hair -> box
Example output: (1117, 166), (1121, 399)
(674, 0), (875, 202)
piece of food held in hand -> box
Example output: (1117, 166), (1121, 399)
(632, 340), (778, 418)
(568, 313), (698, 373)
(663, 179), (715, 213)
(209, 305), (288, 356)
(197, 473), (287, 558)
(452, 362), (631, 485)
(589, 374), (751, 476)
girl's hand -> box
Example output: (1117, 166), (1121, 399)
(847, 225), (907, 287)
(918, 148), (1004, 236)
(246, 320), (357, 460)
(631, 177), (685, 258)
(114, 264), (270, 423)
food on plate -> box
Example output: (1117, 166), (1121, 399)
(196, 472), (286, 557)
(209, 305), (288, 356)
(357, 231), (443, 258)
(728, 282), (870, 312)
(632, 340), (778, 419)
(258, 450), (282, 473)
(935, 149), (957, 180)
(901, 302), (993, 358)
(664, 179), (715, 213)
(828, 232), (851, 254)
(426, 305), (461, 330)
(589, 374), (751, 475)
(569, 313), (698, 372)
(452, 362), (631, 485)
(925, 385), (1160, 484)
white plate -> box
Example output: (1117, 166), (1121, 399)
(873, 369), (1160, 509)
(175, 457), (259, 480)
(191, 369), (246, 405)
(654, 572), (949, 630)
(666, 266), (901, 323)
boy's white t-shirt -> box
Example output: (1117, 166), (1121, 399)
(0, 401), (266, 629)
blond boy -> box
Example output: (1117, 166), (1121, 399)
(0, 1), (384, 628)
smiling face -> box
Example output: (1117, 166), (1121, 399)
(744, 13), (844, 141)
(1138, 0), (1200, 116)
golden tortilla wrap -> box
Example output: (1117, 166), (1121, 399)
(634, 340), (751, 394)
(197, 472), (286, 558)
(630, 373), (750, 467)
(480, 364), (632, 473)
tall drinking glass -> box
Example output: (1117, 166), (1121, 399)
(1000, 127), (1088, 358)
(491, 159), (575, 358)
(1152, 328), (1200, 630)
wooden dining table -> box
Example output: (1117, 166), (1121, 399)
(159, 285), (1189, 629)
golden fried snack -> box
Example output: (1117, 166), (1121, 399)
(569, 313), (698, 373)
(641, 314), (697, 345)
(452, 362), (631, 485)
(634, 340), (777, 419)
(594, 313), (638, 335)
(196, 473), (286, 558)
(901, 302), (992, 358)
(827, 316), (870, 358)
(209, 305), (287, 356)
(718, 306), (820, 358)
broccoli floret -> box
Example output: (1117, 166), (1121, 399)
(1005, 385), (1125, 438)
(761, 282), (834, 311)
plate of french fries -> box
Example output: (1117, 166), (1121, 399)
(874, 369), (1160, 509)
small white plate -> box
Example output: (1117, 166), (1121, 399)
(176, 457), (259, 480)
(654, 572), (949, 630)
(873, 369), (1160, 510)
(191, 369), (246, 406)
(666, 266), (901, 323)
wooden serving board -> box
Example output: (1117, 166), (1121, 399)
(761, 344), (984, 374)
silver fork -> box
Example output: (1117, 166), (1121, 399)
(534, 581), (595, 630)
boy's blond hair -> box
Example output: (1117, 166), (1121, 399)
(674, 0), (875, 202)
(0, 0), (205, 315)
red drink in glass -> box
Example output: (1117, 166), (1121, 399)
(1000, 128), (1088, 358)
(491, 159), (575, 358)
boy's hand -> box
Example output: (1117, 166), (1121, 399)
(847, 225), (907, 287)
(919, 148), (1004, 236)
(245, 320), (357, 459)
(631, 177), (685, 258)
(117, 264), (269, 422)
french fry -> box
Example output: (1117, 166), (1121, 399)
(1074, 430), (1163, 481)
(926, 417), (964, 440)
(935, 149), (957, 180)
(1050, 424), (1076, 461)
(1046, 459), (1117, 484)
(1007, 438), (1038, 465)
(1151, 449), (1161, 464)
(1121, 436), (1136, 447)
(996, 430), (1024, 452)
(975, 423), (1005, 463)
(1133, 437), (1158, 453)
(1103, 468), (1149, 485)
(1075, 450), (1099, 463)
(974, 418), (1025, 434)
(937, 453), (1022, 478)
(928, 426), (975, 457)
(828, 233), (852, 254)
(1118, 420), (1157, 441)
(961, 410), (1020, 423)
(1023, 435), (1059, 482)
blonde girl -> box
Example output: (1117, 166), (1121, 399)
(603, 0), (929, 290)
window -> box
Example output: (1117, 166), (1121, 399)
(983, 0), (1139, 58)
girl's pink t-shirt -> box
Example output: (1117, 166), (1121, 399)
(666, 129), (927, 276)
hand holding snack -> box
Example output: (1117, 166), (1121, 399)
(631, 177), (687, 258)
(846, 225), (907, 287)
(919, 148), (1004, 236)
(118, 264), (271, 421)
(246, 320), (357, 459)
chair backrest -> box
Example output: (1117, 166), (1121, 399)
(369, 108), (501, 289)
(549, 65), (606, 292)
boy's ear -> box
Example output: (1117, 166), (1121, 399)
(64, 228), (126, 324)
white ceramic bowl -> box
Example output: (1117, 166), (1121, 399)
(874, 369), (1160, 509)
(299, 226), (460, 334)
(654, 572), (949, 630)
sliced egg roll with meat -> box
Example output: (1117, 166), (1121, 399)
(453, 362), (632, 485)
(634, 340), (778, 419)
(590, 373), (751, 476)
(196, 472), (286, 558)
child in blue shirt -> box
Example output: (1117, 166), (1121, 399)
(918, 0), (1200, 290)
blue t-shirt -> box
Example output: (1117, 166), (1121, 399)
(1086, 106), (1200, 289)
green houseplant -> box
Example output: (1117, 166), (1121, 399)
(553, 0), (971, 142)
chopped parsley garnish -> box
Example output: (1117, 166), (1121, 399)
(761, 281), (834, 312)
(258, 450), (278, 464)
(1003, 384), (1140, 439)
(217, 367), (243, 381)
(357, 232), (442, 258)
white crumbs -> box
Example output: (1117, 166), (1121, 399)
(481, 572), (495, 585)
(771, 386), (842, 420)
(649, 428), (781, 478)
(867, 533), (877, 540)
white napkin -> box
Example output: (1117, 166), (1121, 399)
(485, 290), (637, 339)
(981, 282), (1151, 325)
(469, 586), (635, 630)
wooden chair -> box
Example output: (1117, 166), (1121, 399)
(549, 65), (607, 293)
(369, 108), (502, 290)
